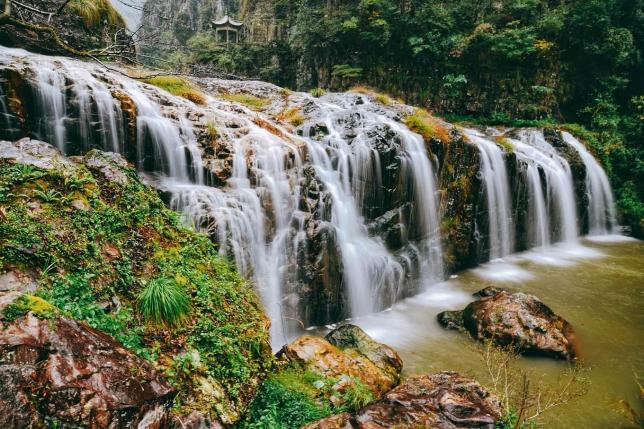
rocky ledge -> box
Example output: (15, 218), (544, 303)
(438, 287), (579, 360)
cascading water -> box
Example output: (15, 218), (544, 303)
(465, 129), (514, 258)
(562, 132), (617, 235)
(1, 46), (621, 348)
(512, 130), (579, 245)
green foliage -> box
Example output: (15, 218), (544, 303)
(0, 156), (272, 420)
(404, 109), (450, 142)
(2, 294), (58, 321)
(236, 367), (374, 429)
(137, 277), (191, 327)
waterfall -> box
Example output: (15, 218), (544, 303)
(465, 129), (514, 259)
(512, 130), (579, 245)
(562, 132), (617, 235)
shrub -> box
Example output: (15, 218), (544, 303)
(137, 277), (191, 327)
(277, 107), (305, 127)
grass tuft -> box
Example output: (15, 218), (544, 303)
(143, 76), (207, 105)
(310, 87), (326, 98)
(221, 93), (271, 110)
(68, 0), (125, 28)
(138, 277), (191, 327)
(404, 108), (451, 143)
(277, 107), (305, 127)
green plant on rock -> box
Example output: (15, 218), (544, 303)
(221, 93), (271, 110)
(68, 0), (125, 28)
(2, 294), (58, 322)
(137, 277), (191, 327)
(310, 87), (326, 98)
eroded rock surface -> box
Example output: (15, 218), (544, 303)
(304, 372), (502, 429)
(438, 288), (578, 360)
(0, 313), (175, 428)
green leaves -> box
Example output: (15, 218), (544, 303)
(137, 277), (191, 327)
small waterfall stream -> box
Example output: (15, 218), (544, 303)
(465, 129), (514, 258)
(0, 46), (621, 346)
(562, 132), (617, 235)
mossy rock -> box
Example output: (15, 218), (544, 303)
(0, 138), (272, 425)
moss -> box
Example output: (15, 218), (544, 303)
(349, 86), (394, 105)
(277, 107), (305, 127)
(0, 155), (272, 423)
(404, 108), (450, 143)
(221, 93), (271, 110)
(2, 294), (58, 321)
(310, 88), (326, 98)
(143, 76), (207, 105)
(495, 136), (514, 153)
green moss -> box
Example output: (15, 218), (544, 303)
(2, 294), (58, 321)
(143, 76), (207, 105)
(221, 93), (271, 110)
(495, 136), (514, 153)
(310, 88), (326, 98)
(0, 154), (272, 422)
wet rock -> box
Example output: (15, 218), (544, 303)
(278, 325), (403, 398)
(83, 149), (131, 185)
(0, 313), (175, 428)
(0, 138), (75, 171)
(305, 372), (502, 429)
(0, 270), (37, 293)
(438, 288), (578, 360)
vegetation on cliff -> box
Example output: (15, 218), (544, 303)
(0, 142), (272, 424)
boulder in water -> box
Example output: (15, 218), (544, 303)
(437, 288), (578, 360)
(304, 372), (502, 429)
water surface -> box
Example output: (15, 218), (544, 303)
(324, 237), (644, 428)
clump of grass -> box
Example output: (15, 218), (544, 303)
(404, 108), (451, 143)
(138, 277), (191, 327)
(143, 76), (207, 105)
(68, 0), (125, 28)
(277, 107), (305, 127)
(349, 86), (393, 105)
(221, 93), (271, 110)
(310, 87), (326, 98)
(495, 136), (514, 153)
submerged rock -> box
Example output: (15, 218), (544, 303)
(438, 288), (578, 360)
(304, 372), (502, 429)
(0, 313), (175, 428)
(277, 324), (403, 399)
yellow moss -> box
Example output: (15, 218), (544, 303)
(277, 107), (305, 127)
(404, 109), (450, 143)
(143, 76), (207, 105)
(221, 93), (271, 110)
(349, 86), (393, 105)
(495, 136), (514, 153)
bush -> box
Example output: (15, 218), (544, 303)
(143, 76), (207, 105)
(221, 93), (271, 110)
(137, 277), (191, 327)
(404, 109), (450, 142)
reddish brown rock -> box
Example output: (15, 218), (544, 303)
(277, 325), (403, 398)
(438, 288), (578, 361)
(0, 313), (175, 428)
(304, 372), (502, 429)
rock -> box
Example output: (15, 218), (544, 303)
(0, 313), (175, 428)
(83, 150), (131, 185)
(0, 138), (75, 171)
(438, 288), (578, 360)
(278, 325), (403, 398)
(325, 324), (403, 386)
(304, 372), (502, 429)
(0, 270), (37, 293)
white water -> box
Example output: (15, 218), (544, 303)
(0, 47), (621, 348)
(466, 129), (514, 258)
(562, 132), (617, 235)
(513, 130), (579, 245)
